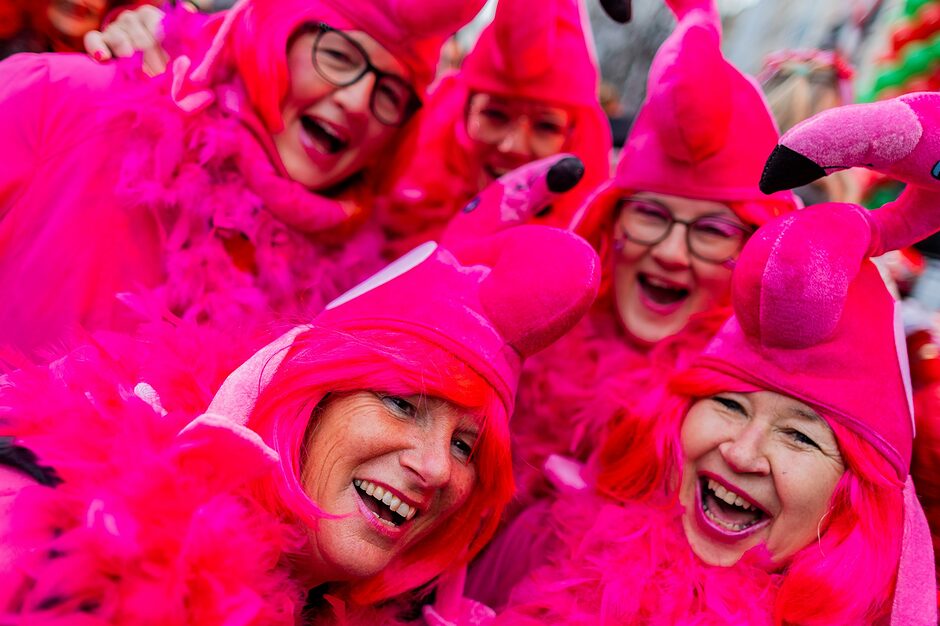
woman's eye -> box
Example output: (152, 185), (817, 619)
(451, 437), (473, 463)
(785, 428), (821, 450)
(320, 47), (359, 69)
(381, 395), (416, 417)
(533, 120), (566, 136)
(376, 84), (405, 109)
(480, 108), (511, 125)
(712, 396), (746, 414)
(692, 219), (746, 240)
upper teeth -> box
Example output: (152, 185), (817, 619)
(354, 479), (417, 521)
(645, 276), (681, 290)
(707, 478), (754, 510)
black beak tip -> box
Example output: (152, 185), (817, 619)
(600, 0), (631, 23)
(760, 144), (827, 195)
(546, 156), (585, 193)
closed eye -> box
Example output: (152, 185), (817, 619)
(380, 394), (417, 418)
(711, 395), (746, 414)
(783, 428), (821, 450)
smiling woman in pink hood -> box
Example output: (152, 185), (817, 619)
(0, 0), (485, 358)
(497, 0), (799, 514)
(377, 0), (612, 257)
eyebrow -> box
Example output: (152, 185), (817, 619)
(788, 407), (824, 424)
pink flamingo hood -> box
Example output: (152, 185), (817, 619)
(461, 0), (599, 109)
(573, 0), (796, 240)
(697, 91), (940, 624)
(203, 155), (601, 426)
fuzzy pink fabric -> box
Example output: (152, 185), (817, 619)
(491, 493), (780, 624)
(0, 49), (386, 358)
(377, 0), (611, 258)
(506, 304), (727, 510)
(460, 0), (599, 109)
(0, 342), (308, 623)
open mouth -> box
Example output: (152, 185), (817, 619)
(354, 479), (417, 528)
(699, 477), (768, 535)
(301, 115), (348, 155)
(54, 0), (94, 19)
(638, 273), (689, 307)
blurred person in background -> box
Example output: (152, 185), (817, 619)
(758, 48), (862, 206)
(0, 0), (154, 59)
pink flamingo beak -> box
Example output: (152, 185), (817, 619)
(760, 97), (924, 194)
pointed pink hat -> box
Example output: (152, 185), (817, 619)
(573, 0), (796, 239)
(690, 92), (940, 624)
(461, 0), (599, 109)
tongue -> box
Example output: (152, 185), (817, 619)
(360, 491), (396, 522)
(301, 118), (344, 154)
(705, 492), (760, 526)
(641, 278), (688, 305)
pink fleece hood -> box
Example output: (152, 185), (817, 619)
(461, 0), (599, 109)
(573, 0), (796, 239)
(692, 91), (940, 625)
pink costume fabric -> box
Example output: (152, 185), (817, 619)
(501, 0), (798, 517)
(0, 158), (602, 624)
(0, 0), (484, 359)
(377, 0), (612, 257)
(488, 91), (940, 626)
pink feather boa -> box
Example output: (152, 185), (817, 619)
(0, 341), (306, 624)
(0, 330), (439, 624)
(99, 20), (386, 331)
(509, 304), (728, 509)
(495, 493), (780, 625)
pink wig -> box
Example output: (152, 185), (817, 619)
(245, 326), (514, 605)
(597, 367), (904, 624)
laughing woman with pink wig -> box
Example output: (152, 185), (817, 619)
(0, 164), (601, 623)
(496, 90), (940, 624)
(0, 0), (485, 359)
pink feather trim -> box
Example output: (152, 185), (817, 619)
(496, 494), (780, 624)
(0, 342), (310, 624)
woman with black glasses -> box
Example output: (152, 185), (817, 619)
(0, 0), (483, 358)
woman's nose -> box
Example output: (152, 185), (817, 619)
(400, 431), (453, 489)
(718, 422), (771, 475)
(332, 72), (376, 116)
(650, 222), (691, 268)
(496, 119), (535, 158)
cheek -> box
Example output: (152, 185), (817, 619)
(439, 466), (478, 515)
(688, 264), (733, 308)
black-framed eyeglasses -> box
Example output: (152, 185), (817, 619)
(297, 22), (422, 127)
(616, 197), (752, 264)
